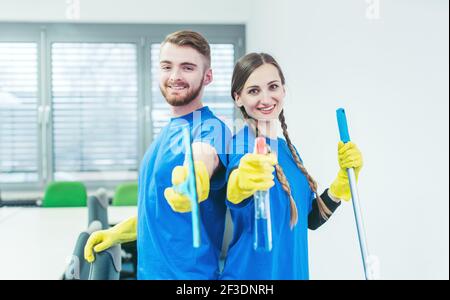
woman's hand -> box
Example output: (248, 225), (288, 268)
(329, 142), (363, 201)
(227, 153), (277, 204)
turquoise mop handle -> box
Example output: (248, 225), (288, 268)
(336, 108), (376, 280)
(336, 108), (351, 143)
(174, 126), (201, 248)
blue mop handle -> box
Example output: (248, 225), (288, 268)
(336, 108), (372, 279)
(174, 126), (201, 248)
(336, 108), (351, 143)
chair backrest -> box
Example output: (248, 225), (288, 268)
(112, 182), (138, 206)
(42, 181), (87, 207)
(88, 190), (109, 229)
(88, 244), (122, 280)
(64, 221), (102, 280)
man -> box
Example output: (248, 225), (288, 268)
(84, 31), (231, 279)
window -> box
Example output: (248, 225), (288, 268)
(0, 43), (38, 183)
(51, 43), (138, 181)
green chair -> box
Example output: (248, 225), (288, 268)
(42, 181), (87, 207)
(112, 182), (138, 206)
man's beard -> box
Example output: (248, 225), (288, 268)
(160, 80), (203, 107)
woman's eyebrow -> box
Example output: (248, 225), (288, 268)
(267, 80), (280, 85)
(246, 80), (280, 90)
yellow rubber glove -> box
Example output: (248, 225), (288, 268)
(163, 160), (210, 213)
(329, 141), (363, 201)
(84, 216), (137, 263)
(227, 153), (277, 204)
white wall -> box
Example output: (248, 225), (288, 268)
(1, 0), (448, 280)
(0, 0), (251, 23)
(247, 0), (449, 280)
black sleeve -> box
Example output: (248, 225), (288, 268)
(308, 188), (341, 230)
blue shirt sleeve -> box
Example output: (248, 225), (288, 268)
(192, 117), (231, 190)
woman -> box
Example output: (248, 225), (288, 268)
(220, 53), (363, 279)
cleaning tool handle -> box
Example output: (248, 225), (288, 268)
(336, 108), (376, 279)
(337, 108), (351, 143)
(181, 126), (201, 248)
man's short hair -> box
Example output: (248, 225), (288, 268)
(161, 30), (211, 68)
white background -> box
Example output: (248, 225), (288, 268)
(0, 0), (448, 279)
